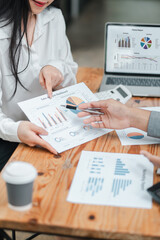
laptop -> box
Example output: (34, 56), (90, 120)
(99, 22), (160, 96)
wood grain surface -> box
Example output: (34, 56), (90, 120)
(0, 67), (160, 240)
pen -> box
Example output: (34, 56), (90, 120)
(61, 104), (77, 110)
(81, 108), (104, 115)
(61, 105), (104, 115)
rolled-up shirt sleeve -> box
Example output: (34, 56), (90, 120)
(147, 111), (160, 138)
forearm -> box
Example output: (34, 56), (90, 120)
(128, 107), (151, 132)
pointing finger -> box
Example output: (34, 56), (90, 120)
(39, 71), (46, 89)
(45, 75), (52, 99)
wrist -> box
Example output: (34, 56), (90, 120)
(128, 107), (151, 132)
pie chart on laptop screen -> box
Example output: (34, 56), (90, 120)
(140, 37), (152, 49)
(66, 96), (85, 114)
(127, 132), (144, 139)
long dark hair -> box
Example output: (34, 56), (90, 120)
(0, 0), (60, 98)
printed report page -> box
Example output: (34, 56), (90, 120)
(18, 83), (111, 153)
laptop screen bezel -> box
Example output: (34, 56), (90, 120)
(104, 22), (160, 77)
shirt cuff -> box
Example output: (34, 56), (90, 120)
(147, 111), (160, 138)
(3, 121), (22, 142)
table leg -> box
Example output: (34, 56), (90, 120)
(12, 230), (16, 240)
(0, 229), (12, 240)
(25, 233), (40, 240)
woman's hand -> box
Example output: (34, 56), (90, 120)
(78, 99), (131, 129)
(39, 65), (64, 98)
(17, 121), (57, 154)
(140, 150), (160, 167)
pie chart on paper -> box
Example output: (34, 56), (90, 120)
(140, 37), (152, 49)
(66, 96), (85, 114)
(127, 132), (144, 140)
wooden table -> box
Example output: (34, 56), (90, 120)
(0, 67), (160, 240)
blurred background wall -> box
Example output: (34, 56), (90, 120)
(60, 0), (160, 68)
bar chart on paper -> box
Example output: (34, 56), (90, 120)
(112, 159), (132, 197)
(112, 178), (132, 197)
(38, 107), (67, 129)
(67, 151), (153, 208)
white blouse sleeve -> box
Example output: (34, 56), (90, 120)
(0, 71), (21, 142)
(45, 10), (78, 89)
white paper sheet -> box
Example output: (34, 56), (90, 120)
(67, 151), (153, 209)
(116, 107), (160, 146)
(18, 83), (111, 153)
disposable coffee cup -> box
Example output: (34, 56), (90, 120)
(2, 161), (37, 211)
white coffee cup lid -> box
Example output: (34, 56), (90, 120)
(2, 161), (37, 185)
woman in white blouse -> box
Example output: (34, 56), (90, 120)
(0, 0), (78, 170)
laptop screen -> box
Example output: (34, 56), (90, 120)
(105, 23), (160, 75)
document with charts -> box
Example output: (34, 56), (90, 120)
(18, 83), (111, 153)
(116, 107), (160, 146)
(67, 151), (153, 209)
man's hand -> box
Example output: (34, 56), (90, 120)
(78, 99), (150, 132)
(78, 99), (131, 129)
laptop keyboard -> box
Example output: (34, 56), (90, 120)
(106, 77), (160, 86)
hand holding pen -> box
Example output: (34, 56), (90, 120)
(61, 104), (104, 115)
(77, 99), (131, 130)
